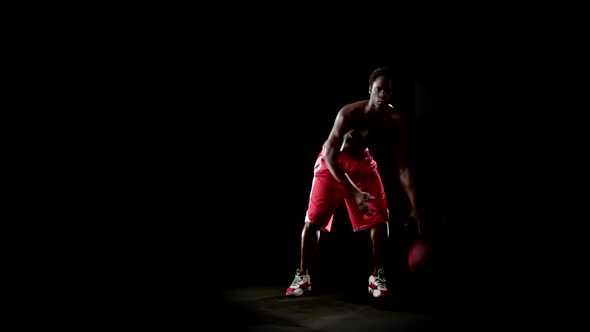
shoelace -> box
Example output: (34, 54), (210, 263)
(291, 269), (307, 287)
(374, 276), (386, 288)
(291, 275), (305, 287)
(374, 269), (386, 288)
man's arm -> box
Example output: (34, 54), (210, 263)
(396, 113), (421, 232)
(323, 108), (361, 194)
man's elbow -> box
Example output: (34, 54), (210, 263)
(324, 144), (339, 159)
(399, 165), (415, 179)
(325, 152), (339, 167)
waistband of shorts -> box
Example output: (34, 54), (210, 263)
(321, 146), (371, 160)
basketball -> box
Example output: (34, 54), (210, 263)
(408, 237), (432, 272)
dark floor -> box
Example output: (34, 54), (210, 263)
(220, 258), (446, 332)
(222, 284), (441, 332)
(220, 215), (449, 331)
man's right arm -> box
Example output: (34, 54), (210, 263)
(323, 109), (361, 195)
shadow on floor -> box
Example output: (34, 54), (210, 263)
(222, 285), (442, 332)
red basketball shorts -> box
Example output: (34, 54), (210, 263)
(304, 147), (389, 232)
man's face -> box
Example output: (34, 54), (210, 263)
(369, 76), (393, 109)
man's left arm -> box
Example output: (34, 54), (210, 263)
(395, 113), (422, 234)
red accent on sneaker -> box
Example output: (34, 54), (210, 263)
(286, 282), (310, 294)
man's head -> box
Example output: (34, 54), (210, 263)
(368, 67), (393, 110)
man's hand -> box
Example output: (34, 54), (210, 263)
(353, 191), (375, 216)
(406, 208), (422, 235)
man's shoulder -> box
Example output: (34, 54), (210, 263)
(339, 100), (368, 115)
(346, 100), (369, 110)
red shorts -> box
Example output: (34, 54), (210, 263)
(305, 147), (389, 232)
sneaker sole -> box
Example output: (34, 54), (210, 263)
(368, 286), (387, 298)
(286, 286), (311, 297)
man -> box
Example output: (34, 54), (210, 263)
(286, 67), (422, 298)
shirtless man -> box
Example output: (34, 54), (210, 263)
(285, 67), (421, 298)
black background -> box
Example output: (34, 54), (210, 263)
(231, 15), (452, 289)
(93, 4), (587, 328)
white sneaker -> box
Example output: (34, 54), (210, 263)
(286, 269), (311, 296)
(368, 269), (389, 298)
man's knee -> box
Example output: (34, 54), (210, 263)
(303, 221), (320, 232)
(371, 221), (389, 237)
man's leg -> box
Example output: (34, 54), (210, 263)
(286, 203), (342, 297)
(287, 150), (344, 296)
(286, 221), (321, 296)
(368, 222), (391, 297)
(370, 222), (389, 275)
(300, 222), (320, 275)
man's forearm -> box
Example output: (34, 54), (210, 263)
(325, 152), (360, 194)
(399, 167), (416, 209)
(400, 167), (424, 234)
